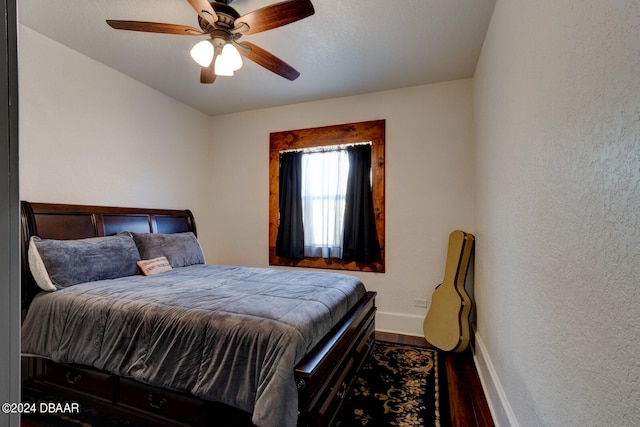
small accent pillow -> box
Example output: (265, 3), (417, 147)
(28, 241), (57, 291)
(29, 231), (141, 291)
(137, 256), (173, 276)
(132, 232), (205, 268)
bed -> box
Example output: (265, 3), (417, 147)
(20, 201), (376, 427)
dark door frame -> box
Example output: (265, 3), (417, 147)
(1, 0), (21, 425)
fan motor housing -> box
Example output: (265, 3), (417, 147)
(199, 2), (240, 32)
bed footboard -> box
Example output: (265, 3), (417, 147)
(295, 291), (376, 427)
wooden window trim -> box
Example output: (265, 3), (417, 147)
(269, 120), (385, 273)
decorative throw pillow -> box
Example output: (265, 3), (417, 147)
(132, 232), (205, 268)
(137, 256), (173, 276)
(28, 241), (57, 291)
(29, 231), (141, 290)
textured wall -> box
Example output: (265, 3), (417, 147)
(473, 1), (640, 426)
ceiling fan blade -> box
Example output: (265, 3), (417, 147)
(236, 41), (300, 81)
(186, 0), (218, 26)
(106, 20), (205, 35)
(233, 0), (314, 35)
(200, 66), (216, 84)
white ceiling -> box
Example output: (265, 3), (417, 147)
(18, 0), (496, 116)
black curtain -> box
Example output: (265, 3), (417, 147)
(275, 151), (305, 259)
(342, 145), (380, 262)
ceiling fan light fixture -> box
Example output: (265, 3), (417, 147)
(190, 40), (214, 67)
(224, 43), (243, 71)
(108, 0), (315, 84)
(214, 59), (234, 76)
(214, 43), (243, 76)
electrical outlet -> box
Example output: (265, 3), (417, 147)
(414, 298), (428, 308)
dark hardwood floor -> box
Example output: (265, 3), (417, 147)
(375, 331), (495, 427)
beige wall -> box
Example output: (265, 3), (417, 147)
(206, 80), (476, 335)
(18, 26), (215, 256)
(473, 1), (640, 425)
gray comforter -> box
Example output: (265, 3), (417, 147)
(21, 264), (366, 427)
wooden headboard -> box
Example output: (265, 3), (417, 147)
(20, 201), (197, 313)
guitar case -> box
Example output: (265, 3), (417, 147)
(423, 230), (474, 352)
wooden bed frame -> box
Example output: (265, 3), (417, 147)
(20, 201), (376, 427)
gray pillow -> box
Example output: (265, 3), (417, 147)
(29, 231), (141, 290)
(132, 232), (205, 268)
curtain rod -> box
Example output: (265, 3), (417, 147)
(279, 141), (371, 154)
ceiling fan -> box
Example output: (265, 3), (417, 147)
(106, 0), (315, 84)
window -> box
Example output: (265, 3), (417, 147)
(269, 120), (385, 272)
(302, 146), (349, 258)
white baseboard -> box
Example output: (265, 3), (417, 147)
(375, 311), (424, 337)
(473, 332), (519, 427)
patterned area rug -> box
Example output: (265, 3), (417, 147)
(334, 341), (450, 427)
